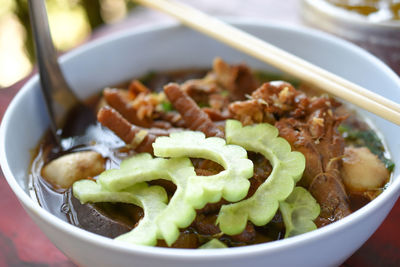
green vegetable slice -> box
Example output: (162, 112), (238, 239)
(153, 131), (254, 206)
(217, 120), (306, 235)
(72, 180), (167, 246)
(279, 186), (320, 238)
(98, 153), (167, 191)
(155, 164), (199, 246)
(76, 132), (252, 247)
(97, 153), (199, 245)
(199, 239), (228, 249)
(73, 121), (310, 246)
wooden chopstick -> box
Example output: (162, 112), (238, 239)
(136, 0), (400, 125)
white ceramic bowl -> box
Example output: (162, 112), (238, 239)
(1, 20), (400, 267)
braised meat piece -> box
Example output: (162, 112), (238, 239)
(191, 214), (257, 245)
(276, 116), (351, 223)
(231, 81), (351, 223)
(181, 57), (259, 102)
(192, 214), (221, 236)
(164, 83), (224, 138)
(202, 93), (232, 121)
(276, 98), (350, 222)
(158, 111), (187, 128)
(97, 106), (178, 154)
(181, 58), (258, 116)
(230, 222), (256, 244)
(212, 57), (259, 101)
(157, 230), (199, 248)
(103, 87), (152, 128)
(229, 81), (309, 125)
(181, 72), (220, 106)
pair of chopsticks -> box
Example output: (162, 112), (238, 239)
(136, 0), (400, 125)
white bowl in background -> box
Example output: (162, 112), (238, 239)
(1, 20), (400, 267)
(301, 0), (400, 75)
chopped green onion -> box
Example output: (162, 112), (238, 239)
(161, 101), (173, 112)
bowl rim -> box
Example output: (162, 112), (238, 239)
(302, 0), (400, 28)
(1, 18), (400, 260)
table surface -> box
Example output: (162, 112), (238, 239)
(1, 1), (399, 266)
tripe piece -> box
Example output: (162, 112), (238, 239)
(279, 186), (320, 238)
(103, 88), (152, 127)
(217, 120), (305, 235)
(164, 83), (225, 138)
(153, 131), (254, 206)
(73, 180), (167, 246)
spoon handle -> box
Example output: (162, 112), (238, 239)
(28, 0), (79, 136)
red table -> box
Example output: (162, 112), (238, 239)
(1, 1), (399, 266)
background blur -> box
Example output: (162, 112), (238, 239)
(3, 0), (397, 89)
(0, 0), (138, 88)
(0, 0), (300, 89)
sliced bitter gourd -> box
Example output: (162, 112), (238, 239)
(217, 120), (306, 235)
(98, 153), (167, 191)
(73, 180), (167, 246)
(75, 137), (252, 247)
(279, 186), (320, 238)
(155, 164), (200, 246)
(153, 131), (254, 207)
(97, 153), (200, 246)
(199, 239), (228, 249)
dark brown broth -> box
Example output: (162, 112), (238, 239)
(30, 68), (390, 248)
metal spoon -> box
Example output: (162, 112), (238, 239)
(28, 0), (89, 146)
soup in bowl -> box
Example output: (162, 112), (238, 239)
(1, 20), (400, 267)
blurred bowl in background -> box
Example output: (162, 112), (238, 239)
(301, 0), (400, 76)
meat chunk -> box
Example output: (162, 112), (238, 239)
(97, 106), (177, 153)
(192, 214), (221, 236)
(181, 57), (258, 104)
(157, 231), (199, 248)
(192, 214), (256, 244)
(70, 194), (135, 238)
(103, 87), (153, 127)
(212, 57), (259, 101)
(158, 111), (187, 128)
(230, 81), (351, 222)
(196, 199), (229, 214)
(229, 81), (307, 125)
(181, 72), (220, 105)
(164, 83), (224, 138)
(275, 105), (351, 222)
(230, 222), (256, 244)
(229, 99), (269, 126)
